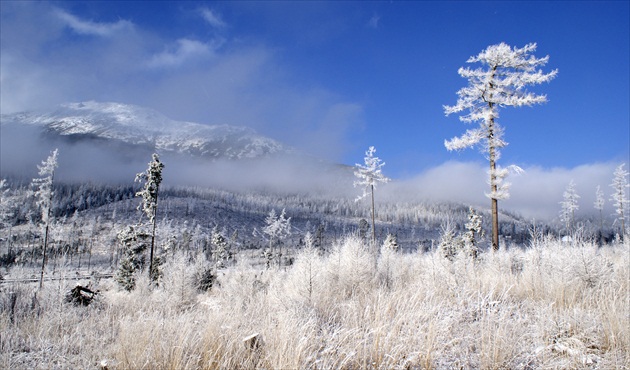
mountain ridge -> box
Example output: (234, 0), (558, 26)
(1, 101), (290, 160)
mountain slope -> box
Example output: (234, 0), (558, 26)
(1, 101), (289, 160)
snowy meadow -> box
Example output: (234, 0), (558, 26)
(1, 234), (628, 369)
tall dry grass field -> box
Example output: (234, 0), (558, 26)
(1, 235), (628, 369)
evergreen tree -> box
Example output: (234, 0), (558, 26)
(438, 219), (461, 261)
(462, 207), (483, 259)
(382, 233), (399, 253)
(211, 226), (229, 268)
(444, 43), (557, 250)
(115, 225), (150, 291)
(135, 153), (164, 281)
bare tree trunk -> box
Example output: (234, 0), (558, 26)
(149, 211), (157, 281)
(488, 116), (500, 252)
(370, 184), (376, 245)
(370, 184), (379, 267)
(39, 224), (49, 289)
(491, 198), (499, 251)
(487, 85), (500, 252)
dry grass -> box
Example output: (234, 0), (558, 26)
(1, 235), (628, 369)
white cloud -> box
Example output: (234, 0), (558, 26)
(199, 8), (227, 29)
(384, 161), (623, 221)
(55, 9), (133, 37)
(148, 39), (218, 68)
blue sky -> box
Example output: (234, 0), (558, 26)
(1, 1), (628, 218)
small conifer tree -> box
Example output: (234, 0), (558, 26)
(115, 225), (150, 291)
(438, 219), (461, 261)
(559, 180), (580, 233)
(462, 207), (483, 258)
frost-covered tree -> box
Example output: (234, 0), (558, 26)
(0, 179), (18, 262)
(0, 180), (13, 228)
(354, 146), (390, 246)
(594, 185), (605, 231)
(462, 207), (483, 259)
(382, 233), (399, 253)
(262, 208), (291, 267)
(559, 180), (580, 233)
(210, 226), (230, 268)
(31, 149), (59, 288)
(610, 163), (629, 236)
(115, 225), (151, 291)
(438, 219), (461, 261)
(135, 153), (164, 281)
(444, 42), (557, 251)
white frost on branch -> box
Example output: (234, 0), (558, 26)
(444, 42), (556, 201)
(594, 185), (605, 212)
(559, 179), (580, 231)
(354, 146), (390, 201)
(485, 164), (524, 200)
(262, 208), (291, 245)
(31, 149), (59, 226)
(135, 153), (164, 223)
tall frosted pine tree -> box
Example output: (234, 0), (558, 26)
(31, 149), (59, 288)
(135, 153), (164, 281)
(444, 43), (557, 250)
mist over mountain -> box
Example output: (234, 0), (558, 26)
(1, 101), (355, 194)
(1, 101), (288, 159)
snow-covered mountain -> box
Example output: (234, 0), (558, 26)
(1, 101), (289, 160)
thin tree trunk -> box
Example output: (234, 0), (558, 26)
(491, 197), (499, 251)
(149, 213), (157, 281)
(370, 184), (378, 268)
(488, 117), (500, 251)
(488, 68), (500, 251)
(88, 238), (93, 272)
(370, 184), (376, 245)
(39, 223), (49, 289)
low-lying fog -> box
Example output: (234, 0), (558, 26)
(1, 122), (622, 221)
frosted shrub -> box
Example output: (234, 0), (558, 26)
(326, 235), (374, 299)
(378, 233), (399, 289)
(284, 242), (322, 304)
(159, 251), (197, 309)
